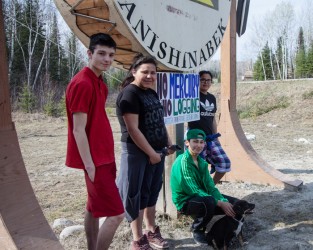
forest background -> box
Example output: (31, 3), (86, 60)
(2, 0), (313, 115)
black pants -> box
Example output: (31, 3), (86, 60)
(180, 195), (238, 232)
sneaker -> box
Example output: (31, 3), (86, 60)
(130, 235), (153, 250)
(144, 226), (169, 249)
(192, 230), (207, 245)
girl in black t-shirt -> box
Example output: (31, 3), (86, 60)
(116, 54), (174, 250)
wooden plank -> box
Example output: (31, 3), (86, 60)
(78, 23), (114, 35)
(0, 215), (18, 250)
(0, 129), (64, 249)
(218, 0), (302, 190)
(75, 8), (110, 25)
(0, 0), (12, 130)
(66, 0), (105, 10)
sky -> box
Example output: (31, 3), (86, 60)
(53, 0), (308, 63)
(213, 0), (307, 61)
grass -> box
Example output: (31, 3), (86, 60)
(238, 96), (290, 119)
(302, 90), (313, 99)
(105, 107), (115, 116)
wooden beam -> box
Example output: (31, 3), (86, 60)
(218, 0), (302, 190)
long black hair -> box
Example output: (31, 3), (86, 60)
(120, 53), (158, 89)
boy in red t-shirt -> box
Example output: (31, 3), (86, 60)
(65, 33), (124, 250)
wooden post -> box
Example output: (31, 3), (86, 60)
(218, 0), (302, 189)
(0, 1), (64, 248)
(0, 0), (12, 130)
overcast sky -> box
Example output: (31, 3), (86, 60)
(53, 0), (308, 63)
(213, 0), (308, 61)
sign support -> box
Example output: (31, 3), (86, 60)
(0, 0), (64, 248)
(218, 0), (302, 190)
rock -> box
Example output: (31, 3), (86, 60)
(294, 138), (311, 144)
(245, 132), (256, 141)
(52, 218), (74, 229)
(266, 123), (278, 127)
(60, 225), (84, 240)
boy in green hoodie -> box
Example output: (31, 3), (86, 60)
(170, 129), (237, 245)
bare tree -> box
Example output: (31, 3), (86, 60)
(4, 0), (18, 76)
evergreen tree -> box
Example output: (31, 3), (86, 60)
(9, 0), (45, 94)
(253, 55), (264, 81)
(8, 1), (24, 92)
(66, 31), (84, 80)
(295, 27), (306, 78)
(253, 42), (274, 81)
(274, 37), (283, 80)
(306, 41), (313, 78)
(47, 12), (61, 84)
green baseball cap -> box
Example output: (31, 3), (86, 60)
(186, 129), (206, 140)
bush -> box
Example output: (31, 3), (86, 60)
(43, 101), (59, 117)
(19, 85), (36, 113)
(43, 91), (66, 117)
(58, 94), (67, 117)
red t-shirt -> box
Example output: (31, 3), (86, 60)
(65, 67), (114, 169)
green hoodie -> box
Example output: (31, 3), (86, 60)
(170, 150), (228, 211)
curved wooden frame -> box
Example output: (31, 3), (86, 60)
(0, 0), (302, 248)
(218, 0), (302, 189)
(0, 1), (64, 249)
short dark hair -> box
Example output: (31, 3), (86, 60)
(89, 33), (116, 53)
(199, 70), (213, 79)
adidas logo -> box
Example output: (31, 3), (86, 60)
(200, 100), (215, 112)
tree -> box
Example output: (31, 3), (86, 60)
(66, 31), (85, 80)
(295, 27), (306, 78)
(306, 41), (313, 77)
(253, 42), (273, 81)
(250, 2), (296, 80)
(253, 55), (263, 81)
(274, 37), (283, 80)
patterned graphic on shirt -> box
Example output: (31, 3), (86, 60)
(140, 91), (167, 149)
(200, 99), (215, 117)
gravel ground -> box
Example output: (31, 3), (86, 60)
(13, 79), (313, 249)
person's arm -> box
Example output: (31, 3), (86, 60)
(201, 164), (235, 216)
(212, 116), (218, 134)
(217, 200), (236, 217)
(123, 113), (161, 164)
(72, 112), (95, 182)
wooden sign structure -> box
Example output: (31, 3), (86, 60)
(218, 0), (302, 189)
(0, 0), (64, 249)
(0, 0), (302, 249)
(54, 0), (232, 72)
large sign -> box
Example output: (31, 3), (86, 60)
(114, 0), (232, 71)
(157, 72), (200, 125)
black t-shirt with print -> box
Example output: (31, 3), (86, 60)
(116, 84), (168, 150)
(188, 92), (217, 135)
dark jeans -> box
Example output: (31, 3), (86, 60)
(180, 195), (238, 232)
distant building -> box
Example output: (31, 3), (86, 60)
(242, 70), (253, 81)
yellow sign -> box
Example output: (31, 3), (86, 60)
(190, 0), (218, 10)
